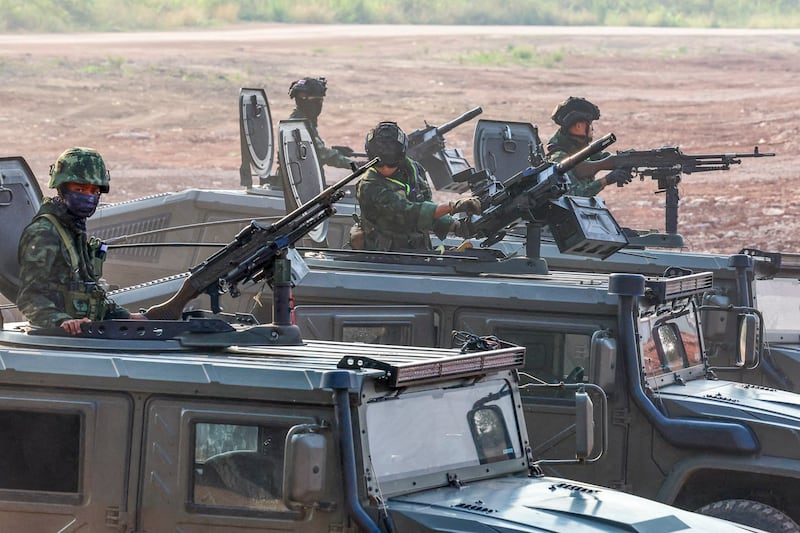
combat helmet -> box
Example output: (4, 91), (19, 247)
(288, 77), (328, 99)
(365, 121), (408, 167)
(551, 97), (601, 129)
(48, 147), (110, 193)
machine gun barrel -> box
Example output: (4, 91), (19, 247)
(434, 106), (483, 138)
(575, 145), (775, 179)
(144, 157), (378, 320)
(556, 133), (617, 175)
(465, 133), (618, 248)
(407, 107), (483, 148)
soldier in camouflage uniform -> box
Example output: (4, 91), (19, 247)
(354, 121), (479, 251)
(546, 96), (633, 197)
(16, 147), (146, 334)
(288, 77), (354, 171)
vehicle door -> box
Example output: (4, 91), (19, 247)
(138, 397), (341, 532)
(0, 388), (132, 531)
(453, 308), (632, 491)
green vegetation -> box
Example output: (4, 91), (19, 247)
(1, 0), (798, 32)
(459, 44), (566, 68)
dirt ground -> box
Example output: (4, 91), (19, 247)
(1, 24), (798, 255)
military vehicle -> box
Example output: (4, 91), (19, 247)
(2, 160), (763, 533)
(1, 88), (794, 531)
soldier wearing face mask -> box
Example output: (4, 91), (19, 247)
(288, 77), (354, 170)
(547, 96), (633, 197)
(16, 147), (146, 334)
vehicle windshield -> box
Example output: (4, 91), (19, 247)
(754, 278), (800, 337)
(640, 304), (703, 377)
(365, 378), (523, 484)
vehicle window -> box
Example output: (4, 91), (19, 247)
(654, 323), (688, 371)
(342, 324), (410, 345)
(0, 410), (81, 493)
(192, 422), (290, 512)
(496, 328), (591, 385)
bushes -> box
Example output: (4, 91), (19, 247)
(0, 0), (797, 31)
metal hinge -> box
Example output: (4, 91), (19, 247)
(105, 506), (128, 528)
(609, 479), (632, 492)
(612, 408), (631, 426)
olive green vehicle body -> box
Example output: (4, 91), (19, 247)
(6, 317), (748, 533)
(1, 88), (795, 531)
(1, 152), (767, 533)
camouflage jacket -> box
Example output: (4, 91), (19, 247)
(288, 109), (352, 169)
(356, 158), (453, 251)
(16, 198), (130, 328)
(546, 129), (611, 197)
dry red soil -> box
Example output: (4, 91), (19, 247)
(1, 24), (798, 255)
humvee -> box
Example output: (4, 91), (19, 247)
(1, 88), (794, 531)
(104, 247), (800, 532)
(1, 158), (760, 532)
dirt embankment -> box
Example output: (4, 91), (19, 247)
(1, 24), (798, 255)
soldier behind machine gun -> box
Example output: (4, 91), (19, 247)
(547, 96), (635, 197)
(351, 121), (481, 252)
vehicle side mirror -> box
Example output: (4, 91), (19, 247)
(590, 332), (617, 394)
(737, 313), (759, 367)
(283, 425), (327, 509)
(575, 389), (595, 460)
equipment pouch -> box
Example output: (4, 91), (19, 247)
(349, 224), (366, 250)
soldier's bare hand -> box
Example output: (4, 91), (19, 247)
(61, 317), (91, 335)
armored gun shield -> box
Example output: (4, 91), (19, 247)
(277, 119), (327, 243)
(238, 87), (274, 188)
(473, 120), (545, 182)
(0, 157), (43, 302)
(407, 144), (472, 194)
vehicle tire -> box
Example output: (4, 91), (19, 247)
(696, 499), (800, 533)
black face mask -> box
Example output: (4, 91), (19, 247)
(296, 97), (323, 119)
(62, 189), (100, 218)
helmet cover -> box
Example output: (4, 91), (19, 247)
(551, 97), (601, 128)
(288, 77), (328, 99)
(48, 147), (110, 193)
(365, 122), (408, 166)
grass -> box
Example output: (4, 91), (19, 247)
(0, 0), (798, 31)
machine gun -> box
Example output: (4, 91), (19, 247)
(574, 145), (775, 235)
(454, 133), (628, 262)
(145, 157), (378, 321)
(406, 107), (483, 192)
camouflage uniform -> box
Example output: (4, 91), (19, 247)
(356, 158), (454, 251)
(547, 129), (611, 197)
(17, 147), (131, 329)
(289, 108), (352, 169)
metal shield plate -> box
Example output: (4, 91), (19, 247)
(472, 119), (545, 181)
(238, 87), (273, 187)
(277, 119), (327, 243)
(0, 157), (44, 302)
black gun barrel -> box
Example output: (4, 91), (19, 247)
(436, 106), (483, 137)
(556, 133), (617, 175)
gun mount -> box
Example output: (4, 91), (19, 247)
(454, 133), (628, 269)
(144, 157), (378, 331)
(576, 145), (775, 244)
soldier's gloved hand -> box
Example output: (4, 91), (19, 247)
(605, 168), (633, 187)
(332, 145), (355, 157)
(450, 197), (482, 216)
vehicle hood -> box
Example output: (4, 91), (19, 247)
(387, 475), (759, 532)
(656, 378), (800, 425)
